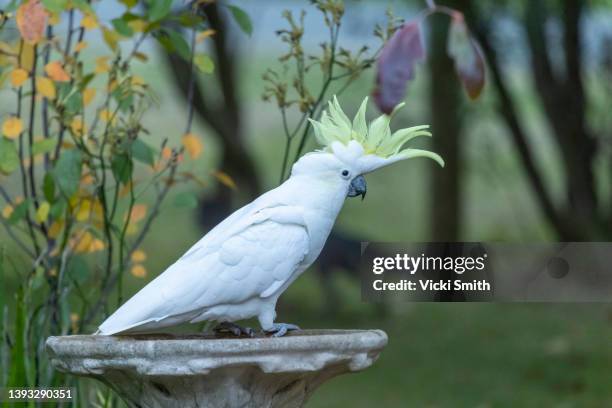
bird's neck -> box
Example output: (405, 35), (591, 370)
(281, 174), (347, 218)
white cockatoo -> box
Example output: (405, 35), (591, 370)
(98, 96), (443, 337)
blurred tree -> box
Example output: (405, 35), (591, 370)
(428, 0), (465, 300)
(428, 0), (464, 241)
(465, 0), (606, 240)
(164, 3), (262, 226)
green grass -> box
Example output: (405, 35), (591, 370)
(298, 302), (612, 406)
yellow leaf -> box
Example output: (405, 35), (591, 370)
(0, 69), (9, 88)
(94, 57), (110, 74)
(89, 238), (105, 252)
(0, 41), (12, 53)
(128, 19), (147, 33)
(119, 181), (132, 198)
(99, 109), (112, 122)
(20, 42), (35, 71)
(131, 75), (145, 86)
(44, 61), (70, 82)
(131, 249), (146, 262)
(107, 79), (118, 92)
(74, 231), (93, 253)
(182, 133), (203, 159)
(48, 221), (63, 238)
(70, 116), (86, 136)
(212, 171), (237, 190)
(70, 313), (79, 332)
(2, 116), (23, 139)
(102, 27), (119, 52)
(126, 223), (138, 236)
(48, 11), (60, 26)
(133, 52), (148, 62)
(36, 76), (56, 99)
(10, 68), (29, 87)
(129, 204), (147, 223)
(74, 41), (88, 52)
(81, 173), (94, 185)
(92, 200), (104, 222)
(80, 14), (98, 30)
(35, 201), (50, 223)
(130, 264), (147, 278)
(2, 205), (13, 219)
(16, 0), (48, 45)
(196, 29), (216, 43)
(161, 146), (172, 160)
(75, 199), (91, 221)
(0, 42), (13, 67)
(82, 88), (96, 106)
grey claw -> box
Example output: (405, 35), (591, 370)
(214, 322), (254, 337)
(265, 323), (300, 338)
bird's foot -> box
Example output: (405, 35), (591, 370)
(213, 322), (255, 338)
(265, 323), (300, 338)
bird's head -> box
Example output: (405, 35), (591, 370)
(290, 96), (444, 200)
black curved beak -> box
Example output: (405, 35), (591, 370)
(348, 175), (367, 200)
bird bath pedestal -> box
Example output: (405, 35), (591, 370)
(46, 329), (387, 408)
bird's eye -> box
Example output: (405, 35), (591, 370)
(341, 170), (350, 178)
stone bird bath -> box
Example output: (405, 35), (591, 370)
(46, 329), (387, 407)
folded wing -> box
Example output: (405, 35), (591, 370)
(97, 205), (309, 334)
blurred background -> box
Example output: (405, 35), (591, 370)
(2, 0), (612, 406)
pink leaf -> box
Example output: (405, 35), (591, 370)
(447, 14), (485, 100)
(373, 21), (425, 114)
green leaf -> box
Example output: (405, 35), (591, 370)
(0, 67), (9, 88)
(174, 11), (203, 27)
(155, 33), (174, 54)
(58, 83), (82, 115)
(71, 0), (93, 14)
(111, 82), (134, 113)
(32, 138), (57, 156)
(42, 0), (68, 14)
(8, 199), (30, 225)
(80, 73), (95, 90)
(102, 27), (120, 52)
(111, 153), (133, 185)
(112, 17), (134, 37)
(227, 5), (252, 36)
(166, 29), (191, 61)
(148, 0), (173, 22)
(130, 139), (156, 167)
(0, 247), (5, 334)
(7, 287), (27, 389)
(194, 53), (215, 74)
(31, 266), (45, 290)
(173, 191), (198, 209)
(53, 149), (82, 197)
(66, 255), (89, 283)
(43, 173), (56, 203)
(50, 197), (66, 219)
(120, 0), (138, 8)
(0, 138), (19, 175)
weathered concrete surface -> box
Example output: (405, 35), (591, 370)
(46, 329), (387, 408)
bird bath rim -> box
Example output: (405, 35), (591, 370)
(46, 329), (388, 376)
